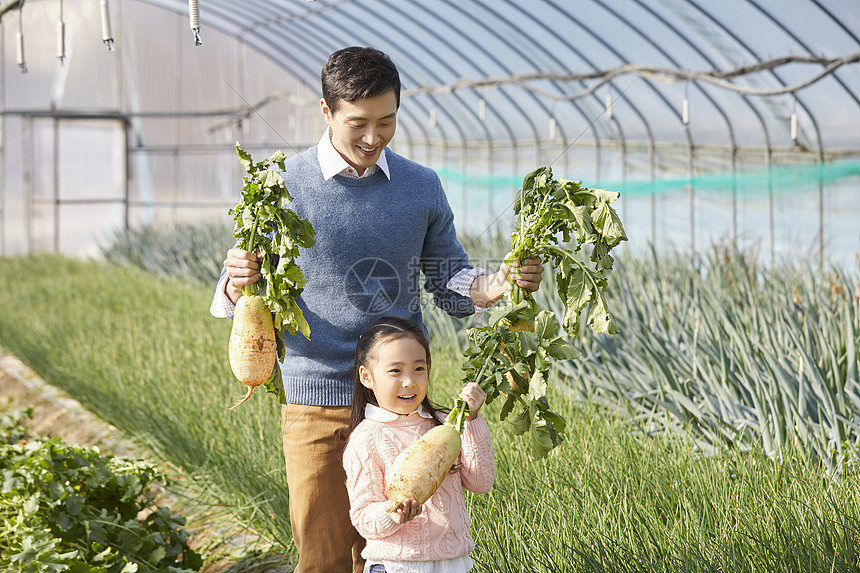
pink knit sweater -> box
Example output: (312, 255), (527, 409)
(343, 410), (496, 562)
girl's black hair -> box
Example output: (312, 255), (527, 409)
(350, 316), (446, 430)
(321, 46), (401, 116)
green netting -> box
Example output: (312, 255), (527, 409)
(435, 159), (860, 198)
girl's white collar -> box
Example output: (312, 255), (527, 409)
(364, 403), (433, 422)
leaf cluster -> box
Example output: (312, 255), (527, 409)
(462, 299), (579, 459)
(0, 410), (202, 573)
(464, 166), (627, 459)
(230, 144), (317, 400)
(508, 166), (627, 337)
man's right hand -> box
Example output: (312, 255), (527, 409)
(223, 248), (261, 304)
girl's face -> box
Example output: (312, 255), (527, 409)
(321, 90), (397, 176)
(359, 335), (428, 416)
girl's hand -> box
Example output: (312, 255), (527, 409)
(459, 382), (486, 420)
(392, 498), (422, 524)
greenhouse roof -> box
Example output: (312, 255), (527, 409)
(139, 0), (860, 152)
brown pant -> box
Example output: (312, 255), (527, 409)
(281, 403), (365, 573)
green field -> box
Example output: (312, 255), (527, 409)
(1, 240), (859, 571)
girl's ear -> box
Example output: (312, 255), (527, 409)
(358, 365), (373, 389)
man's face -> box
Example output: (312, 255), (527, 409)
(321, 90), (397, 175)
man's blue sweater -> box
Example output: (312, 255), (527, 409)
(277, 146), (475, 406)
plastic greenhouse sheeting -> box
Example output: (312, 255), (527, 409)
(1, 0), (859, 266)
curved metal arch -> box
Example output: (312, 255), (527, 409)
(478, 0), (612, 174)
(128, 0), (347, 148)
(219, 0), (440, 148)
(284, 0), (510, 156)
(543, 0), (664, 243)
(748, 0), (860, 114)
(351, 0), (496, 144)
(477, 0), (603, 148)
(542, 1), (660, 172)
(640, 0), (773, 244)
(588, 0), (694, 154)
(680, 0), (829, 264)
(589, 0), (741, 252)
(809, 0), (860, 51)
(136, 0), (312, 85)
(433, 0), (545, 145)
(685, 1), (818, 154)
(629, 0), (739, 154)
(142, 0), (454, 149)
(679, 1), (772, 152)
(492, 0), (639, 185)
(383, 0), (524, 182)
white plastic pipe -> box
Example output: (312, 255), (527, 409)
(100, 0), (115, 51)
(16, 31), (25, 70)
(189, 0), (201, 45)
(57, 21), (66, 61)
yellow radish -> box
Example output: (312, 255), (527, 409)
(224, 144), (316, 410)
(386, 400), (468, 512)
(228, 293), (276, 412)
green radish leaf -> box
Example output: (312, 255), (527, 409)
(591, 199), (627, 247)
(565, 267), (593, 312)
(587, 293), (619, 335)
(237, 143), (253, 172)
(534, 310), (559, 340)
(266, 149), (286, 165)
(559, 202), (594, 245)
(528, 370), (548, 402)
(542, 409), (568, 434)
(546, 337), (579, 360)
(530, 416), (556, 459)
(499, 394), (516, 421)
(509, 408), (531, 435)
(516, 330), (540, 358)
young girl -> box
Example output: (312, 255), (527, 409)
(343, 316), (496, 573)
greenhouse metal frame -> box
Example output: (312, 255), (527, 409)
(1, 0), (859, 265)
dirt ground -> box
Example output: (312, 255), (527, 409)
(0, 351), (292, 573)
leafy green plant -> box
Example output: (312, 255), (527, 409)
(229, 143), (316, 400)
(506, 166), (627, 336)
(460, 167), (628, 458)
(230, 144), (316, 340)
(0, 409), (202, 573)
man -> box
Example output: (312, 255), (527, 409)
(211, 46), (543, 572)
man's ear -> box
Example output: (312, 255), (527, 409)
(358, 365), (373, 388)
(320, 98), (332, 124)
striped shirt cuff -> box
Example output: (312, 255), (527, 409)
(210, 274), (235, 319)
(446, 266), (499, 320)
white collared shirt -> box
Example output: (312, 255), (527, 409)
(364, 402), (434, 422)
(317, 128), (391, 181)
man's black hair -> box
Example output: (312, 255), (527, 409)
(321, 46), (401, 115)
